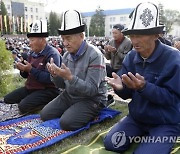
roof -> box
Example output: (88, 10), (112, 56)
(82, 8), (134, 17)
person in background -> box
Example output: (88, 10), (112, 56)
(104, 2), (180, 154)
(21, 45), (31, 61)
(11, 49), (22, 63)
(11, 49), (22, 68)
(174, 40), (180, 50)
(40, 10), (107, 131)
(104, 24), (132, 77)
(4, 20), (62, 114)
(173, 37), (180, 51)
(158, 26), (172, 46)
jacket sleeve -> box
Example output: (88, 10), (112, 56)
(67, 52), (106, 97)
(117, 39), (132, 60)
(114, 87), (133, 100)
(20, 71), (28, 78)
(138, 67), (180, 106)
(51, 75), (65, 89)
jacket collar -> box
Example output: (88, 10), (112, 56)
(68, 41), (87, 61)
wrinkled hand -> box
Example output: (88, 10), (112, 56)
(47, 58), (57, 77)
(105, 72), (123, 90)
(104, 45), (116, 53)
(47, 58), (73, 80)
(121, 72), (146, 90)
(15, 60), (32, 72)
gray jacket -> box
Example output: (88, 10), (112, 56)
(105, 36), (132, 70)
(52, 41), (107, 106)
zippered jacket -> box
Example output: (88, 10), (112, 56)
(52, 41), (107, 106)
(116, 40), (180, 124)
(104, 37), (132, 70)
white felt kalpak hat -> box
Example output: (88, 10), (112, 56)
(58, 10), (85, 35)
(27, 20), (49, 38)
(122, 2), (164, 35)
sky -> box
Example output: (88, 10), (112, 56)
(43, 0), (180, 13)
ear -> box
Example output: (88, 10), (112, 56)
(40, 37), (46, 43)
(80, 32), (84, 39)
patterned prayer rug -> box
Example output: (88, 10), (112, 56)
(0, 108), (121, 154)
(0, 100), (24, 122)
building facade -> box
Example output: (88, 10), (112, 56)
(82, 8), (134, 38)
(2, 0), (46, 33)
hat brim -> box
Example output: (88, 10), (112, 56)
(27, 32), (49, 38)
(58, 25), (85, 35)
(122, 26), (164, 35)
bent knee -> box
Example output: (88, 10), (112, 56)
(18, 103), (29, 114)
(60, 118), (74, 131)
(40, 110), (49, 121)
(60, 116), (83, 131)
(103, 132), (130, 152)
(4, 96), (13, 104)
(40, 109), (60, 121)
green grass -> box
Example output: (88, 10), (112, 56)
(0, 73), (25, 98)
(32, 100), (129, 154)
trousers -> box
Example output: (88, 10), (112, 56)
(104, 115), (180, 154)
(40, 90), (104, 131)
(4, 86), (59, 113)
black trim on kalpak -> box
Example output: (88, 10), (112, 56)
(27, 32), (49, 38)
(58, 25), (85, 35)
